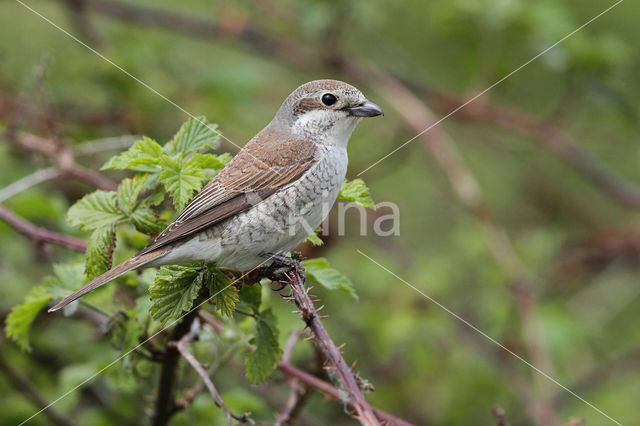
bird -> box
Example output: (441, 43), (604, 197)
(49, 79), (383, 312)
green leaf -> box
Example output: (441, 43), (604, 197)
(188, 152), (232, 170)
(117, 175), (148, 215)
(102, 137), (164, 172)
(159, 155), (205, 211)
(165, 117), (220, 155)
(85, 226), (116, 280)
(205, 267), (239, 317)
(338, 178), (376, 210)
(302, 258), (358, 300)
(67, 190), (126, 230)
(238, 284), (262, 314)
(305, 227), (324, 246)
(150, 265), (203, 324)
(5, 286), (51, 352)
(130, 207), (165, 234)
(44, 263), (86, 299)
(245, 308), (281, 384)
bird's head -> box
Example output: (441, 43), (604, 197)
(274, 79), (383, 146)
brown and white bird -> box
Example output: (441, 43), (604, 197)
(49, 79), (383, 312)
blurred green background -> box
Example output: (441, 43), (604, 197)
(1, 0), (639, 424)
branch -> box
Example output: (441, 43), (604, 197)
(0, 206), (87, 252)
(277, 362), (414, 426)
(274, 330), (309, 426)
(0, 167), (61, 203)
(151, 306), (200, 426)
(432, 93), (640, 209)
(0, 353), (74, 426)
(6, 131), (117, 190)
(267, 263), (379, 426)
(171, 317), (252, 426)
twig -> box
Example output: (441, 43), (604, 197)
(434, 94), (640, 209)
(274, 330), (308, 426)
(282, 266), (380, 426)
(73, 135), (138, 156)
(370, 72), (558, 426)
(151, 306), (200, 426)
(0, 353), (74, 426)
(277, 362), (414, 426)
(0, 205), (87, 251)
(7, 131), (117, 190)
(0, 167), (61, 203)
(171, 317), (253, 426)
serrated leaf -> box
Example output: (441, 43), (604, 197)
(205, 267), (239, 317)
(130, 207), (165, 234)
(150, 265), (203, 324)
(159, 155), (205, 211)
(238, 284), (262, 313)
(302, 258), (358, 300)
(305, 227), (324, 246)
(117, 175), (148, 215)
(166, 117), (220, 155)
(5, 286), (51, 352)
(102, 137), (164, 172)
(44, 263), (86, 299)
(338, 178), (376, 210)
(245, 308), (281, 384)
(85, 226), (116, 280)
(188, 152), (232, 170)
(67, 190), (126, 230)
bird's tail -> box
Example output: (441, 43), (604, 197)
(48, 248), (167, 312)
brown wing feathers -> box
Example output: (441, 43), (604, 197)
(49, 130), (317, 312)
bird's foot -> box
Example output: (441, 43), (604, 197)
(259, 252), (306, 291)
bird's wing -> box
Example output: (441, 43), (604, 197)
(139, 129), (317, 254)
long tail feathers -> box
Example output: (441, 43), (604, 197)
(48, 249), (166, 313)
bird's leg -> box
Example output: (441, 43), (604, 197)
(258, 252), (306, 291)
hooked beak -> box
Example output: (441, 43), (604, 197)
(346, 100), (384, 117)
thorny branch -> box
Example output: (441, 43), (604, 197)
(261, 260), (380, 426)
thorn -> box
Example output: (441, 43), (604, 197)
(336, 343), (346, 350)
(318, 315), (329, 319)
(305, 286), (314, 293)
(316, 305), (325, 312)
(304, 335), (315, 342)
(291, 310), (302, 314)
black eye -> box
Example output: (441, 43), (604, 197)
(321, 93), (337, 106)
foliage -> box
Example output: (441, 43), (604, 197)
(2, 0), (640, 424)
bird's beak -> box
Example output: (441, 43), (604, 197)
(346, 100), (384, 117)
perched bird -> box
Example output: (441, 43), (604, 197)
(49, 79), (383, 312)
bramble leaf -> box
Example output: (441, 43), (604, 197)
(302, 258), (358, 300)
(158, 155), (205, 211)
(165, 117), (220, 156)
(245, 307), (281, 384)
(5, 286), (51, 352)
(188, 152), (232, 170)
(117, 175), (148, 215)
(67, 190), (126, 230)
(150, 265), (203, 324)
(338, 178), (376, 210)
(130, 207), (164, 234)
(102, 137), (164, 172)
(238, 284), (262, 313)
(305, 227), (324, 246)
(85, 226), (116, 280)
(205, 267), (239, 317)
(44, 263), (86, 299)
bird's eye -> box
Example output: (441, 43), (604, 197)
(321, 93), (337, 106)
